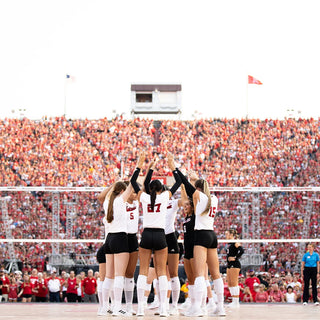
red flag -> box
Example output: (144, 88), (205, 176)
(248, 75), (262, 85)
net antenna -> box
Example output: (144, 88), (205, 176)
(1, 196), (19, 272)
(50, 192), (60, 267)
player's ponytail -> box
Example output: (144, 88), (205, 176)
(195, 179), (211, 216)
(228, 228), (238, 239)
(107, 181), (126, 223)
(149, 180), (163, 211)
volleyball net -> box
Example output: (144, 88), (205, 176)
(0, 186), (319, 272)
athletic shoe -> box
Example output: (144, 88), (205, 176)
(314, 302), (319, 306)
(154, 308), (160, 315)
(215, 306), (226, 317)
(169, 306), (179, 315)
(179, 298), (191, 310)
(227, 301), (240, 309)
(97, 307), (103, 316)
(98, 306), (112, 316)
(207, 301), (217, 313)
(184, 307), (204, 317)
(112, 309), (129, 317)
(160, 305), (169, 317)
(148, 300), (159, 309)
(137, 304), (145, 317)
(126, 306), (136, 315)
(303, 302), (308, 305)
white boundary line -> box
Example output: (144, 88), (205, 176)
(1, 187), (320, 192)
(0, 239), (319, 243)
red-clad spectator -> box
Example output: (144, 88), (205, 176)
(8, 276), (18, 302)
(17, 274), (33, 302)
(242, 286), (253, 302)
(60, 270), (68, 303)
(66, 271), (78, 302)
(255, 284), (269, 302)
(269, 283), (284, 302)
(33, 272), (48, 302)
(82, 269), (97, 303)
(0, 270), (10, 302)
(244, 270), (260, 299)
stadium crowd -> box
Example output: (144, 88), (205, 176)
(0, 116), (320, 293)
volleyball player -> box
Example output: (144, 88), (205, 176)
(103, 153), (145, 316)
(225, 228), (244, 308)
(123, 184), (140, 315)
(180, 188), (195, 312)
(176, 168), (226, 317)
(143, 160), (187, 315)
(96, 184), (114, 315)
(130, 152), (182, 317)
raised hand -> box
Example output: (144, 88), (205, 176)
(188, 170), (198, 182)
(150, 155), (159, 170)
(167, 152), (176, 171)
(137, 151), (146, 168)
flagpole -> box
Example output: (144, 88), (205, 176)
(246, 75), (249, 119)
(64, 76), (67, 118)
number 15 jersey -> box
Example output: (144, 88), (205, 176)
(140, 191), (170, 229)
(195, 192), (218, 231)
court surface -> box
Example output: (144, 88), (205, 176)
(0, 303), (319, 320)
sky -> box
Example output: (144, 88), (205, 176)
(1, 0), (320, 120)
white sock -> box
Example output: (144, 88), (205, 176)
(113, 276), (125, 311)
(137, 275), (147, 306)
(188, 285), (194, 305)
(97, 279), (103, 309)
(158, 276), (168, 311)
(213, 278), (224, 308)
(194, 277), (206, 310)
(155, 279), (161, 303)
(229, 286), (239, 303)
(171, 277), (180, 308)
(102, 278), (113, 309)
(124, 277), (134, 308)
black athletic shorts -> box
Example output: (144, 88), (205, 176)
(166, 232), (179, 254)
(194, 230), (218, 249)
(140, 228), (167, 251)
(184, 239), (194, 260)
(96, 243), (106, 264)
(128, 233), (139, 253)
(227, 260), (241, 269)
(105, 232), (129, 254)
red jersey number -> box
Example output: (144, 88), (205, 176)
(208, 207), (216, 218)
(147, 203), (161, 213)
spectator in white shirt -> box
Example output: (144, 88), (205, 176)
(48, 271), (61, 302)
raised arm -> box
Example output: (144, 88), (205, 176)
(130, 151), (146, 194)
(143, 156), (159, 194)
(97, 184), (114, 204)
(167, 153), (182, 196)
(178, 184), (188, 207)
(175, 168), (196, 198)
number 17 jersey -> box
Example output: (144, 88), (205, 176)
(140, 191), (170, 229)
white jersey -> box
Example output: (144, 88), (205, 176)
(105, 195), (127, 233)
(165, 199), (179, 235)
(140, 191), (170, 229)
(194, 192), (218, 230)
(126, 200), (139, 234)
(102, 216), (109, 241)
